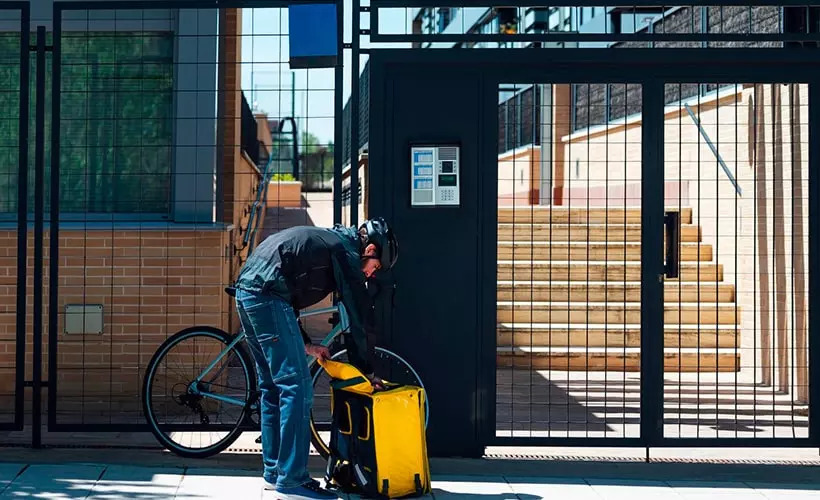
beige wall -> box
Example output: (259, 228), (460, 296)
(498, 146), (540, 206)
(556, 84), (809, 396)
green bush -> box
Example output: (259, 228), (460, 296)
(270, 173), (296, 182)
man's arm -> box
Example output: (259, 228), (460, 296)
(330, 250), (375, 374)
(294, 313), (312, 346)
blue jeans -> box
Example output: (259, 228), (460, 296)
(235, 289), (313, 489)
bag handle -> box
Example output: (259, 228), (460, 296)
(358, 407), (371, 441)
(338, 401), (371, 441)
(339, 402), (353, 435)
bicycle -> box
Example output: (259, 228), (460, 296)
(141, 297), (427, 459)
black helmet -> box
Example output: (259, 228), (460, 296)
(360, 217), (398, 270)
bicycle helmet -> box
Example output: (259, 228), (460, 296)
(360, 217), (399, 270)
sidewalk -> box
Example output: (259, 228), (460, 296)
(1, 448), (820, 499)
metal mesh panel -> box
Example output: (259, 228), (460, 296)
(663, 82), (810, 439)
(0, 7), (24, 430)
(46, 6), (339, 434)
(497, 82), (643, 439)
(371, 5), (816, 48)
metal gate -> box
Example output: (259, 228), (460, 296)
(490, 71), (819, 448)
(366, 1), (820, 453)
(1, 0), (347, 447)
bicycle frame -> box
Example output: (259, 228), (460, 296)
(189, 302), (351, 406)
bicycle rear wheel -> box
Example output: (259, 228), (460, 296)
(309, 346), (428, 459)
(142, 327), (257, 458)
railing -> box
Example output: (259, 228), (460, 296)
(241, 93), (261, 166)
(684, 103), (743, 197)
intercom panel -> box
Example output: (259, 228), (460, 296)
(410, 145), (460, 207)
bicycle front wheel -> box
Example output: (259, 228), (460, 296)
(142, 327), (257, 458)
(309, 346), (428, 459)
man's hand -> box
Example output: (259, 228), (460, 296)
(366, 373), (385, 391)
(305, 344), (331, 361)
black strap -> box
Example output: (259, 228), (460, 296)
(330, 376), (368, 391)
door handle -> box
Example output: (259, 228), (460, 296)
(664, 210), (681, 279)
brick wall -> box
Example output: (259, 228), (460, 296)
(0, 229), (229, 419)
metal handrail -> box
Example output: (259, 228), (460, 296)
(684, 103), (743, 197)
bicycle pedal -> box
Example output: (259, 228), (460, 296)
(255, 435), (262, 444)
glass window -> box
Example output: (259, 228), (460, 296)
(0, 31), (174, 216)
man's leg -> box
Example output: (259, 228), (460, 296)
(237, 294), (313, 489)
(267, 299), (314, 489)
(236, 296), (281, 484)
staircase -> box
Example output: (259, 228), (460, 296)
(496, 206), (741, 372)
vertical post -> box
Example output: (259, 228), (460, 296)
(15, 5), (29, 431)
(808, 82), (820, 442)
(349, 0), (360, 227)
(32, 25), (46, 448)
(215, 8), (228, 224)
(790, 83), (808, 403)
(771, 84), (789, 393)
(333, 0), (343, 225)
(538, 84), (553, 205)
(754, 84), (772, 387)
(640, 79), (664, 446)
(49, 9), (62, 432)
(172, 9), (218, 223)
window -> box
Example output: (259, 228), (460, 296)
(0, 32), (175, 217)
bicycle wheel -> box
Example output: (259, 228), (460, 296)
(142, 326), (257, 458)
(309, 345), (428, 459)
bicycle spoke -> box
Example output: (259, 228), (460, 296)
(144, 330), (253, 457)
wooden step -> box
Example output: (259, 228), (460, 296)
(497, 207), (693, 225)
(497, 261), (722, 282)
(497, 301), (741, 325)
(497, 323), (739, 348)
(497, 242), (713, 262)
(497, 281), (735, 302)
(497, 223), (701, 243)
(496, 347), (739, 372)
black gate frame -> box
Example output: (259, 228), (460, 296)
(368, 47), (820, 450)
(1, 1), (30, 434)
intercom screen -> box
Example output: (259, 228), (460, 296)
(439, 174), (457, 187)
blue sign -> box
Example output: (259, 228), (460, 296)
(414, 165), (433, 177)
(413, 150), (434, 163)
(288, 3), (338, 69)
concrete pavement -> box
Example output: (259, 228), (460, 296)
(1, 448), (819, 499)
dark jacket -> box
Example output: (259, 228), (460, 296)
(235, 225), (374, 373)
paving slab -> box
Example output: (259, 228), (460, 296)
(586, 478), (681, 500)
(746, 483), (820, 500)
(506, 476), (601, 500)
(0, 463), (25, 494)
(86, 465), (185, 500)
(430, 475), (518, 499)
(179, 468), (262, 500)
(667, 480), (768, 499)
(1, 463), (105, 499)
